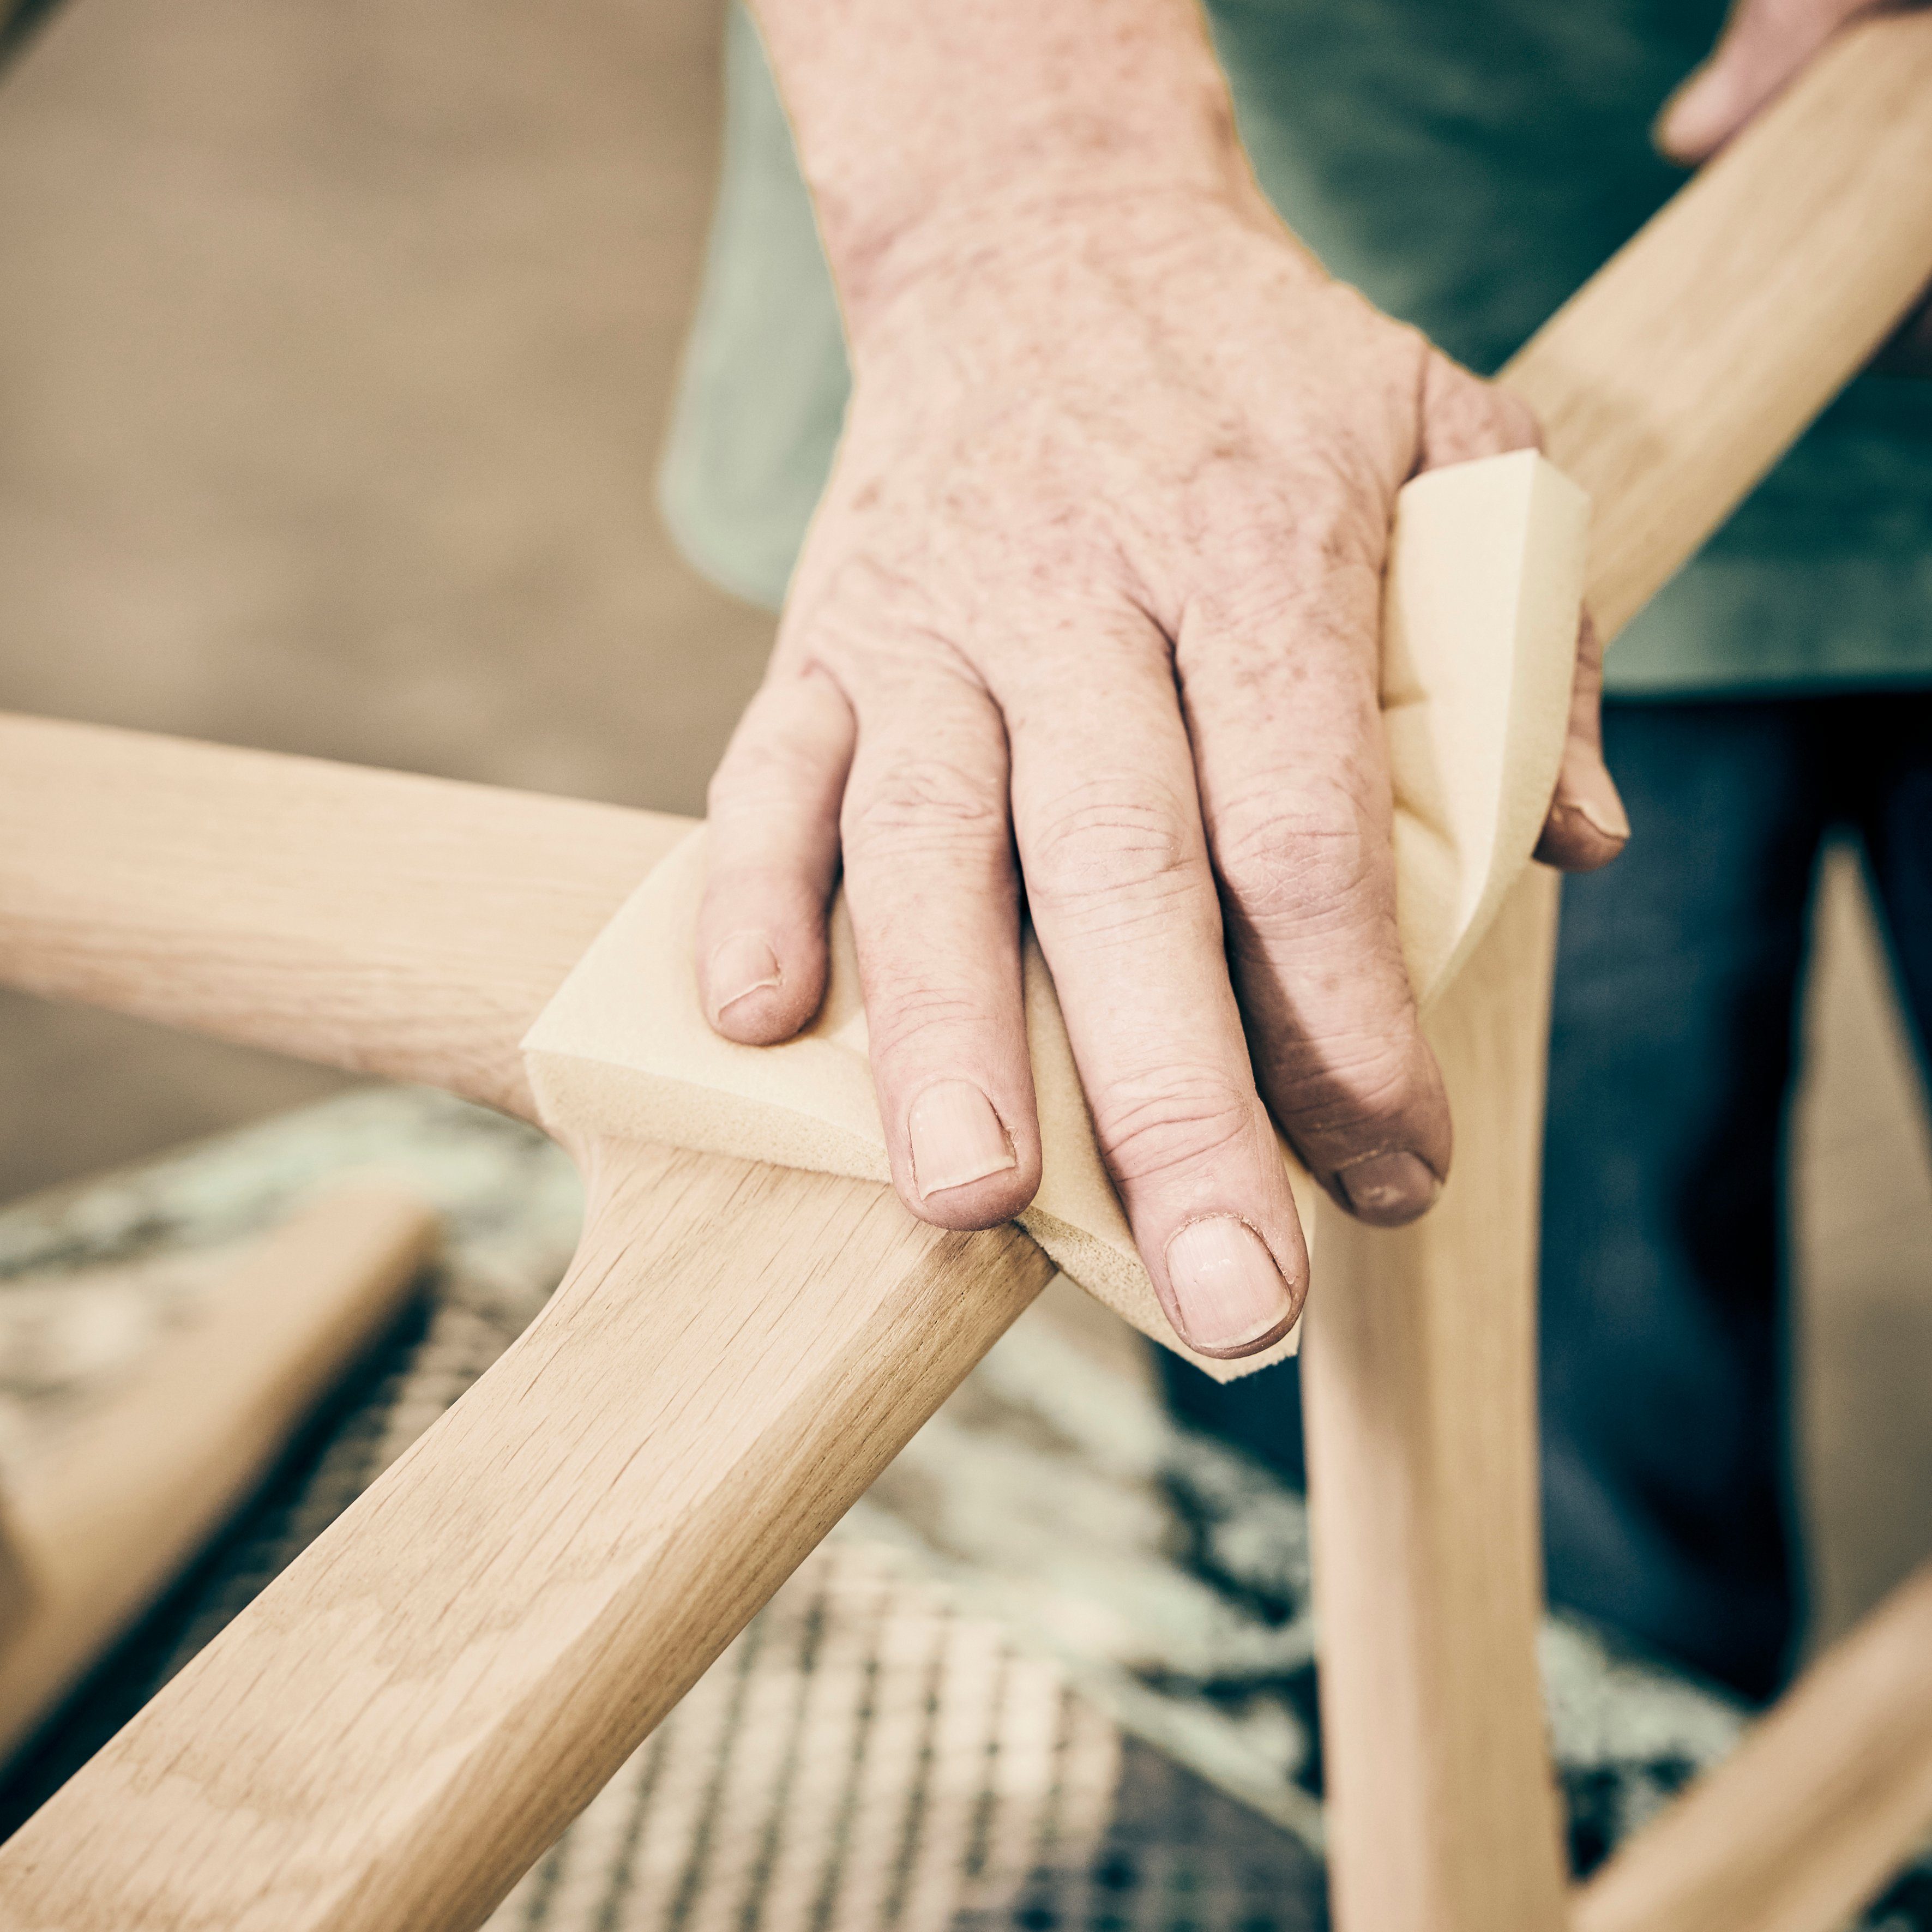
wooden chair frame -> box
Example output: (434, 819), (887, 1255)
(0, 23), (1930, 1929)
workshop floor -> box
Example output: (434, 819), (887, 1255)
(0, 0), (1927, 1664)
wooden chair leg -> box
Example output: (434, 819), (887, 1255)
(1304, 867), (1568, 1932)
(0, 1139), (1049, 1932)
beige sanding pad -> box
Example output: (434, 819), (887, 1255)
(524, 450), (1588, 1380)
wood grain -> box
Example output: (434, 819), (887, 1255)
(0, 715), (689, 1121)
(1304, 868), (1567, 1932)
(518, 453), (1582, 1377)
(0, 1143), (1049, 1931)
(0, 1185), (438, 1766)
(1305, 20), (1932, 1932)
(1574, 1563), (1932, 1932)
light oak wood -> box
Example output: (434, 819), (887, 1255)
(1575, 1562), (1932, 1932)
(0, 738), (1061, 1931)
(0, 1184), (438, 1766)
(0, 717), (689, 1122)
(517, 452), (1585, 1376)
(1304, 866), (1566, 1932)
(0, 15), (1924, 1931)
(1302, 20), (1932, 1932)
(1504, 10), (1932, 636)
(0, 1142), (1049, 1931)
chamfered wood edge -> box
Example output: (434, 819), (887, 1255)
(1501, 11), (1932, 641)
(4, 19), (1929, 1117)
(0, 15), (1925, 1931)
(1305, 867), (1569, 1932)
(1312, 17), (1932, 1932)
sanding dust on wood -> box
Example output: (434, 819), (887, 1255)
(523, 450), (1587, 1380)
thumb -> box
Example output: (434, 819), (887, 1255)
(1656, 0), (1876, 164)
(1533, 611), (1629, 873)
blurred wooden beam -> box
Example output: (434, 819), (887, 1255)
(0, 1184), (438, 1765)
(1575, 1563), (1932, 1932)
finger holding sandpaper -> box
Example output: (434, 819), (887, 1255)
(522, 450), (1588, 1379)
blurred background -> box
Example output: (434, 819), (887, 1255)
(0, 0), (774, 1183)
(0, 0), (1926, 1662)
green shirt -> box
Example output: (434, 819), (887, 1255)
(660, 1), (1932, 696)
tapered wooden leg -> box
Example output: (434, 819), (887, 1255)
(1303, 867), (1568, 1932)
(0, 1142), (1051, 1932)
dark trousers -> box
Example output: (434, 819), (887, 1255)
(1163, 693), (1932, 1702)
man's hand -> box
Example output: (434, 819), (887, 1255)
(1659, 0), (1932, 372)
(1657, 0), (1888, 161)
(697, 0), (1623, 1358)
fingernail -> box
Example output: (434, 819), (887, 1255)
(1335, 1150), (1441, 1225)
(709, 931), (782, 1020)
(1561, 763), (1631, 844)
(908, 1080), (1016, 1197)
(1163, 1216), (1295, 1356)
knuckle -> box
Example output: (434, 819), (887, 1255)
(1090, 1071), (1259, 1188)
(1189, 467), (1383, 602)
(1268, 1031), (1431, 1149)
(1213, 775), (1380, 937)
(862, 978), (996, 1062)
(844, 757), (1004, 859)
(1428, 356), (1541, 460)
(1025, 781), (1204, 931)
(1492, 387), (1543, 453)
(709, 713), (834, 821)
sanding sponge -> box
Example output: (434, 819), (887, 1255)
(523, 449), (1588, 1380)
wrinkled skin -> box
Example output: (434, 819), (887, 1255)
(699, 196), (1621, 1357)
(697, 0), (1917, 1359)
